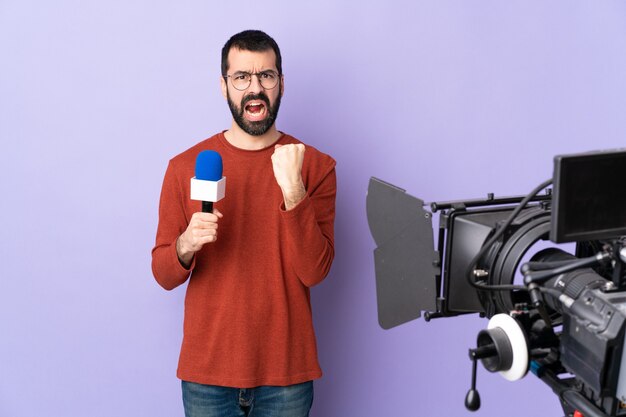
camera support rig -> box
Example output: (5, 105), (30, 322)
(367, 149), (626, 417)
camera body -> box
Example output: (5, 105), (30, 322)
(367, 149), (626, 417)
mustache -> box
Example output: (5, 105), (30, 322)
(242, 93), (270, 107)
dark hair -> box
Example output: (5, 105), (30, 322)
(221, 30), (282, 77)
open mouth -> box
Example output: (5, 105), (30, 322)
(244, 101), (267, 121)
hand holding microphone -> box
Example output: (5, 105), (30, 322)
(177, 150), (226, 267)
(177, 210), (223, 267)
(271, 143), (306, 210)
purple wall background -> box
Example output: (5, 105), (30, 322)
(2, 1), (626, 416)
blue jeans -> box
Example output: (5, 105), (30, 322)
(182, 380), (314, 417)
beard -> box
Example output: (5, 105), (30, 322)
(227, 89), (282, 136)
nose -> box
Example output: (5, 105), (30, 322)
(246, 74), (263, 93)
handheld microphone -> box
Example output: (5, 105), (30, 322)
(190, 150), (226, 213)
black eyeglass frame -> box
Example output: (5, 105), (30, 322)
(223, 70), (282, 91)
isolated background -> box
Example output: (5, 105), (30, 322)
(2, 1), (626, 416)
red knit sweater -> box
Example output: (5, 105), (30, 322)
(151, 132), (336, 387)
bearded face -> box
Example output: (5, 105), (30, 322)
(227, 88), (282, 137)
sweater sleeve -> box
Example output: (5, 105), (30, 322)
(280, 160), (336, 287)
(151, 160), (195, 290)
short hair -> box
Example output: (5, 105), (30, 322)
(221, 30), (282, 77)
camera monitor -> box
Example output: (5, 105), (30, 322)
(551, 149), (626, 243)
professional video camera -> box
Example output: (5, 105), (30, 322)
(367, 149), (626, 417)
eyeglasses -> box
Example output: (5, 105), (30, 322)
(224, 70), (281, 91)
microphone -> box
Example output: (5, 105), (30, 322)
(190, 150), (226, 213)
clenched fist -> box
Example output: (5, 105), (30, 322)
(176, 209), (223, 268)
(271, 143), (306, 210)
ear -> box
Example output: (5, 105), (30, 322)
(220, 76), (227, 99)
(280, 74), (285, 97)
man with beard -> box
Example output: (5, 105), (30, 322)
(151, 30), (336, 417)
